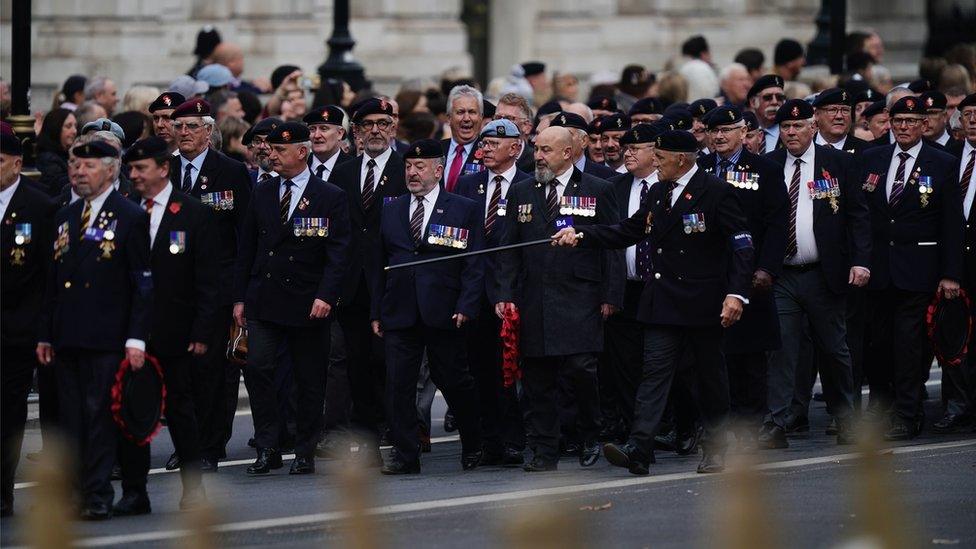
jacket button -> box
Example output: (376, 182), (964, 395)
(285, 277), (291, 283)
(889, 241), (894, 246)
(362, 228), (367, 233)
(654, 273), (661, 280)
(656, 248), (662, 254)
(266, 273), (271, 278)
(268, 251), (274, 256)
(890, 219), (895, 224)
(64, 281), (71, 288)
(289, 256), (294, 261)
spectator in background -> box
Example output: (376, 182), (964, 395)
(73, 101), (107, 132)
(946, 86), (969, 118)
(871, 64), (894, 93)
(735, 48), (766, 82)
(35, 108), (77, 196)
(679, 35), (719, 101)
(395, 89), (430, 117)
(84, 76), (119, 116)
(940, 64), (974, 94)
(198, 64), (235, 100)
(656, 71), (689, 106)
(218, 116), (250, 163)
(168, 75), (209, 100)
(188, 25), (221, 77)
(54, 74), (87, 111)
(846, 51), (876, 83)
(400, 112), (438, 143)
(943, 43), (976, 89)
(0, 79), (9, 118)
(773, 39), (806, 82)
(615, 65), (654, 113)
(521, 61), (549, 106)
(212, 42), (266, 94)
(265, 65), (305, 119)
(552, 72), (580, 103)
(237, 91), (262, 125)
(719, 63), (751, 108)
(210, 90), (246, 123)
(121, 85), (161, 115)
(112, 111), (150, 149)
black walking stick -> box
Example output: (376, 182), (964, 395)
(383, 238), (554, 271)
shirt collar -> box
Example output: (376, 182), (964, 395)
(896, 139), (924, 159)
(415, 182), (440, 204)
(365, 146), (393, 168)
(554, 165), (574, 187)
(258, 166), (278, 179)
(85, 183), (114, 212)
(311, 149), (342, 174)
(716, 146), (743, 168)
(964, 139), (976, 158)
(181, 147), (209, 172)
(675, 164), (699, 188)
(282, 167), (312, 192)
(790, 142), (816, 165)
(936, 130), (951, 146)
(143, 182), (174, 206)
(765, 125), (780, 136)
(0, 177), (20, 206)
(574, 155), (586, 172)
(491, 163), (518, 184)
(450, 139), (473, 155)
(815, 132), (847, 149)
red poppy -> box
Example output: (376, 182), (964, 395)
(169, 202), (181, 214)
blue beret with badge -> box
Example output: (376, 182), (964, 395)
(480, 119), (520, 139)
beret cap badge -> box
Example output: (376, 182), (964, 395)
(162, 95), (172, 106)
(791, 106), (799, 117)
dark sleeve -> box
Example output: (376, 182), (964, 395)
(232, 162), (253, 234)
(36, 211), (59, 344)
(316, 189), (351, 304)
(597, 183), (625, 308)
(456, 204), (485, 319)
(233, 194), (259, 303)
(839, 154), (872, 269)
(716, 186), (755, 299)
(495, 186), (521, 304)
(939, 161), (964, 283)
(368, 212), (388, 322)
(578, 201), (654, 250)
(190, 208), (220, 344)
(126, 213), (154, 343)
(756, 163), (789, 277)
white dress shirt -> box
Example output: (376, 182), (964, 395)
(179, 148), (209, 190)
(0, 177), (20, 221)
(784, 143), (818, 265)
(815, 133), (847, 150)
(935, 130), (951, 147)
(484, 164), (517, 218)
(257, 166), (278, 181)
(548, 165), (574, 201)
(310, 149), (342, 181)
(961, 140), (976, 218)
(574, 155), (587, 173)
(625, 172), (659, 280)
(614, 163), (628, 174)
(885, 140), (923, 200)
(763, 125), (781, 153)
(445, 139), (474, 173)
(360, 146), (393, 192)
(279, 168), (311, 220)
(141, 183), (174, 247)
(409, 183), (440, 236)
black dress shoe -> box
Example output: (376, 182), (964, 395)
(784, 415), (809, 434)
(932, 413), (974, 433)
(579, 443), (600, 467)
(697, 452), (725, 474)
(499, 447), (524, 467)
(200, 457), (218, 473)
(247, 437), (257, 448)
(522, 456), (558, 472)
(443, 410), (457, 433)
(825, 417), (839, 436)
(676, 426), (702, 456)
(179, 486), (207, 511)
(758, 425), (789, 449)
(165, 452), (181, 471)
(113, 492), (151, 516)
(653, 429), (678, 452)
(381, 458), (420, 475)
(462, 450), (483, 471)
(246, 448), (283, 475)
(883, 422), (917, 441)
(603, 443), (652, 475)
(560, 442), (581, 457)
(289, 456), (315, 475)
(80, 502), (112, 521)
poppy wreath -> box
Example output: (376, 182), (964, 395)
(926, 289), (973, 367)
(501, 308), (521, 388)
(111, 354), (167, 446)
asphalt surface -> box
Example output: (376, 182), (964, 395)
(2, 370), (975, 548)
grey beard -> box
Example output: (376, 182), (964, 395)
(535, 166), (555, 184)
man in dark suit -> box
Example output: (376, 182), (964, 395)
(370, 139), (485, 473)
(859, 96), (963, 440)
(329, 97), (409, 462)
(596, 113), (632, 175)
(442, 85), (486, 192)
(921, 90), (962, 152)
(148, 91), (185, 155)
(168, 98), (252, 469)
(552, 130), (754, 475)
(764, 101), (871, 447)
(304, 105), (353, 182)
(113, 137), (217, 514)
(496, 126), (624, 471)
(0, 135), (56, 517)
(551, 112), (617, 181)
(813, 88), (871, 155)
(36, 140), (153, 520)
(244, 117), (283, 185)
(455, 120), (530, 466)
(747, 74), (787, 153)
(233, 122), (351, 475)
(697, 105), (789, 445)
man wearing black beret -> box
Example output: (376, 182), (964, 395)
(689, 98), (718, 155)
(858, 96), (963, 441)
(552, 112), (616, 180)
(245, 116), (283, 184)
(860, 100), (889, 141)
(303, 106), (353, 182)
(552, 129), (755, 475)
(748, 74), (787, 153)
(148, 91), (186, 155)
(233, 122), (351, 475)
(629, 97), (664, 125)
(597, 113), (632, 174)
(920, 91), (961, 152)
(813, 88), (871, 155)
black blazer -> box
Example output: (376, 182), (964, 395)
(840, 135), (871, 155)
(583, 158), (618, 181)
(1, 181), (57, 347)
(440, 138), (486, 181)
(858, 142), (963, 292)
(38, 190), (153, 351)
(609, 172), (656, 318)
(516, 142), (536, 173)
(169, 148), (253, 305)
(307, 150), (354, 178)
(329, 151), (408, 303)
(766, 145), (872, 294)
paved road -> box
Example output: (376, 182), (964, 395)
(3, 371), (975, 548)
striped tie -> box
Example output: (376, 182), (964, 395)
(410, 196), (425, 243)
(79, 201), (92, 241)
(889, 152), (911, 208)
(786, 158), (802, 258)
(662, 180), (677, 215)
(183, 164), (194, 192)
(546, 181), (559, 218)
(280, 179), (293, 223)
(484, 175), (503, 235)
(362, 159), (376, 209)
(635, 180), (652, 280)
(961, 150), (975, 206)
(259, 172), (272, 181)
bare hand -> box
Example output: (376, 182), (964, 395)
(127, 347), (146, 371)
(720, 296), (744, 328)
(309, 298), (332, 319)
(939, 278), (961, 300)
(278, 70), (302, 93)
(187, 342), (208, 356)
(600, 303), (617, 320)
(233, 302), (246, 328)
(452, 313), (469, 328)
(36, 343), (54, 365)
(371, 320), (383, 338)
(495, 302), (516, 319)
(752, 269), (773, 292)
(551, 227), (580, 247)
(849, 267), (870, 287)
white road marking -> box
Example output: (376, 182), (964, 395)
(20, 438), (975, 548)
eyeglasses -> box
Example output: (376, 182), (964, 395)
(250, 136), (271, 148)
(173, 122), (206, 132)
(480, 139), (510, 150)
(821, 106), (852, 116)
(890, 117), (922, 127)
(761, 93), (786, 102)
(357, 119), (392, 130)
(623, 145), (654, 155)
(961, 109), (976, 121)
(707, 126), (744, 136)
(493, 114), (528, 125)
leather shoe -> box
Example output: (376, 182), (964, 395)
(461, 450), (483, 471)
(484, 447), (524, 467)
(113, 492), (150, 516)
(697, 452), (725, 474)
(561, 442), (581, 457)
(522, 456), (557, 472)
(758, 425), (789, 449)
(381, 458), (420, 475)
(315, 437), (347, 460)
(80, 502), (112, 521)
(932, 413), (974, 434)
(883, 422), (918, 441)
(200, 457), (218, 473)
(603, 443), (652, 475)
(165, 452), (181, 471)
(179, 486), (207, 511)
(356, 443), (383, 467)
(825, 417), (839, 436)
(246, 448), (283, 475)
(676, 426), (702, 456)
(443, 410), (457, 433)
(289, 456), (315, 475)
(653, 429), (677, 452)
(784, 415), (809, 434)
(579, 443), (600, 467)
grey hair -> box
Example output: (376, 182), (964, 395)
(719, 62), (748, 82)
(84, 76), (112, 100)
(885, 86), (911, 108)
(210, 125), (222, 150)
(447, 85), (483, 115)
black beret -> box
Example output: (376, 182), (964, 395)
(482, 99), (496, 119)
(71, 140), (119, 159)
(908, 79), (933, 93)
(599, 113), (631, 132)
(842, 78), (870, 97)
(122, 137), (169, 163)
(853, 88), (880, 104)
(403, 138), (443, 159)
(958, 93), (976, 111)
(148, 92), (186, 113)
(169, 98), (212, 119)
(774, 38), (805, 66)
(813, 87), (852, 108)
(536, 99), (563, 118)
(860, 100), (886, 120)
(268, 121), (310, 144)
(587, 96), (618, 112)
(521, 61), (545, 77)
(0, 133), (23, 156)
(629, 97), (664, 117)
(689, 98), (718, 119)
(655, 130), (699, 153)
(920, 91), (947, 111)
(303, 106), (345, 127)
(703, 105), (743, 129)
(663, 105), (693, 130)
(775, 99), (815, 124)
(549, 112), (589, 132)
(270, 65), (301, 91)
(620, 123), (667, 146)
(888, 96), (925, 116)
(353, 97), (394, 122)
(193, 26), (222, 57)
(742, 111), (760, 131)
(747, 74), (785, 99)
(243, 117), (282, 146)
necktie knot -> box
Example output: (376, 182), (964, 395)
(493, 175), (504, 184)
(282, 179), (293, 189)
(367, 158), (376, 169)
(455, 144), (465, 155)
(144, 198), (154, 213)
(898, 152), (911, 162)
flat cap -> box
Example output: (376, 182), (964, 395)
(170, 98), (212, 119)
(268, 121), (310, 144)
(587, 96), (618, 112)
(813, 87), (852, 108)
(655, 130), (699, 153)
(549, 112), (589, 132)
(776, 99), (815, 124)
(71, 140), (119, 159)
(747, 74), (785, 100)
(1, 133), (23, 156)
(403, 138), (444, 159)
(353, 97), (394, 122)
(888, 96), (925, 116)
(82, 118), (126, 142)
(122, 136), (169, 163)
(629, 97), (664, 117)
(703, 105), (743, 129)
(920, 90), (947, 111)
(689, 98), (718, 119)
(303, 106), (345, 127)
(480, 119), (521, 139)
(148, 92), (186, 113)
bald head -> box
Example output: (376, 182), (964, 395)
(212, 43), (244, 77)
(563, 102), (593, 123)
(534, 127), (575, 181)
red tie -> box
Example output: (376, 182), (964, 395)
(144, 198), (154, 214)
(446, 144), (465, 192)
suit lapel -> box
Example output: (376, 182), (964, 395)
(193, 150), (220, 194)
(152, 196), (179, 258)
(65, 192), (118, 278)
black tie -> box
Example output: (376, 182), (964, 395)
(316, 165), (326, 180)
(280, 179), (293, 223)
(546, 182), (559, 218)
(183, 164), (193, 192)
(662, 180), (677, 215)
(362, 159), (376, 209)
